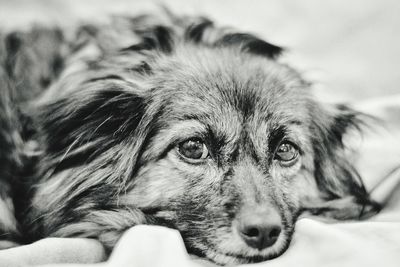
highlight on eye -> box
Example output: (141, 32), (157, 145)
(177, 138), (210, 161)
(274, 141), (299, 164)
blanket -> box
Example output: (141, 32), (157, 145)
(0, 0), (399, 266)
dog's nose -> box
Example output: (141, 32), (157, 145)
(237, 211), (282, 250)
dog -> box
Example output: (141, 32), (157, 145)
(0, 11), (380, 265)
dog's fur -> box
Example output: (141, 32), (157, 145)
(0, 12), (380, 265)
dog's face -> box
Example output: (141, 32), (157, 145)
(27, 17), (379, 266)
(117, 47), (314, 264)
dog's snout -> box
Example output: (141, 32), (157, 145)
(237, 210), (282, 250)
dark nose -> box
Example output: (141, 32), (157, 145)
(237, 211), (282, 250)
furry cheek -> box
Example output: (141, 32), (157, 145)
(270, 136), (318, 202)
(120, 148), (221, 212)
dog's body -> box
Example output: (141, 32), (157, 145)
(0, 12), (379, 265)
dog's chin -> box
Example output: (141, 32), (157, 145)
(202, 246), (289, 266)
(203, 251), (279, 266)
(189, 231), (292, 266)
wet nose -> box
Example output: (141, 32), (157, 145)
(237, 211), (282, 250)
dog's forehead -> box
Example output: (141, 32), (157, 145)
(154, 48), (312, 130)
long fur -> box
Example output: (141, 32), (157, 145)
(0, 12), (379, 264)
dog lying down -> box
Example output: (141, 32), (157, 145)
(0, 12), (380, 265)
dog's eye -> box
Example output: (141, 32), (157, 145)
(275, 142), (298, 163)
(178, 138), (209, 161)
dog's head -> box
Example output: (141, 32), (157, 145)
(31, 16), (379, 265)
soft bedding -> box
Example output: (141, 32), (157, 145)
(0, 0), (399, 266)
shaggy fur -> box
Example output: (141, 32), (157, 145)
(0, 12), (380, 265)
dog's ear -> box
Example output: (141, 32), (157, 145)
(31, 82), (155, 245)
(308, 104), (381, 220)
(37, 81), (149, 175)
(182, 17), (283, 59)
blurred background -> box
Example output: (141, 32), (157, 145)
(0, 0), (399, 103)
